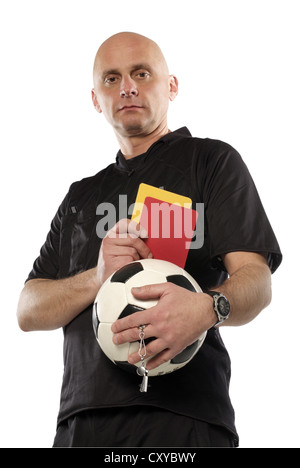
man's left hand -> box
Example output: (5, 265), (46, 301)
(111, 283), (215, 371)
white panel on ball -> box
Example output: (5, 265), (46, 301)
(96, 282), (127, 322)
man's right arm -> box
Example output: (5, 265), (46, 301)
(17, 268), (100, 331)
(17, 219), (152, 332)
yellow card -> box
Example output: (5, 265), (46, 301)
(131, 183), (192, 224)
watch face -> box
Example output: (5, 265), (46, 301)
(217, 297), (230, 317)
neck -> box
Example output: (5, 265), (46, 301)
(115, 123), (171, 159)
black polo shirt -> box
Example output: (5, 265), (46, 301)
(27, 127), (282, 445)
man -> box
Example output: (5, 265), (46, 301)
(17, 32), (282, 447)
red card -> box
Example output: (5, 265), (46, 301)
(139, 197), (198, 268)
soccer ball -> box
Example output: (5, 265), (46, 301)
(93, 259), (206, 377)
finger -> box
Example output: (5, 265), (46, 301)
(111, 308), (149, 334)
(112, 324), (155, 345)
(125, 236), (152, 260)
(128, 338), (170, 366)
(105, 244), (141, 261)
(128, 343), (178, 371)
(131, 282), (169, 300)
(111, 219), (148, 239)
(105, 230), (152, 260)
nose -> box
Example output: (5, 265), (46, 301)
(120, 76), (139, 98)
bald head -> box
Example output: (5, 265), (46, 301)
(93, 32), (169, 86)
(91, 32), (178, 147)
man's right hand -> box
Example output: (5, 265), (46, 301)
(96, 218), (153, 286)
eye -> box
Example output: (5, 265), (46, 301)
(104, 76), (119, 85)
(135, 71), (150, 79)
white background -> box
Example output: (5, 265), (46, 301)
(0, 0), (299, 448)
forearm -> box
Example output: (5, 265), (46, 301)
(17, 268), (100, 331)
(216, 260), (272, 327)
(17, 219), (152, 333)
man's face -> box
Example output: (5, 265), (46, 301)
(92, 34), (177, 138)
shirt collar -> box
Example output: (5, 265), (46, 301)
(115, 127), (191, 172)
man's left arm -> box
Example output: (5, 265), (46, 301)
(215, 251), (272, 327)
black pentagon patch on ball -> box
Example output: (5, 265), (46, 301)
(111, 261), (144, 283)
(171, 341), (199, 364)
(119, 304), (145, 319)
(167, 274), (197, 292)
(92, 302), (100, 337)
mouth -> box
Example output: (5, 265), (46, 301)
(118, 105), (143, 112)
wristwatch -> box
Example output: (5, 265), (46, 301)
(205, 291), (230, 327)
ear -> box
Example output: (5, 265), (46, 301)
(91, 89), (102, 113)
(168, 75), (179, 102)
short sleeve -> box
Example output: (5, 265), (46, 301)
(202, 141), (282, 273)
(26, 193), (69, 282)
